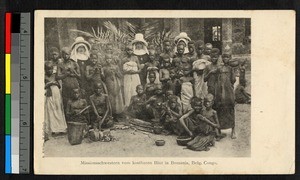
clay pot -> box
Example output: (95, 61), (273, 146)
(176, 136), (193, 146)
(67, 122), (87, 145)
(155, 140), (165, 146)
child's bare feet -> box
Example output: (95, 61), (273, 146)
(231, 131), (237, 139)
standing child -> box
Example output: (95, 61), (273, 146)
(123, 45), (141, 107)
(195, 40), (205, 59)
(204, 51), (219, 97)
(102, 54), (125, 119)
(128, 85), (147, 119)
(187, 41), (198, 64)
(144, 72), (158, 100)
(166, 68), (182, 97)
(44, 61), (67, 137)
(215, 53), (237, 139)
(90, 83), (113, 130)
(159, 39), (174, 68)
(180, 64), (194, 114)
(86, 53), (105, 98)
(159, 56), (172, 93)
(201, 43), (213, 61)
(145, 49), (160, 84)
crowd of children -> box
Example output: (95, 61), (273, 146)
(44, 32), (250, 148)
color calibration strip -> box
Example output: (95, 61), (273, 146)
(5, 12), (31, 174)
(5, 12), (12, 174)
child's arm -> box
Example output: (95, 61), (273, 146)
(56, 64), (68, 80)
(230, 67), (236, 84)
(86, 66), (94, 80)
(89, 95), (100, 117)
(212, 110), (220, 128)
(179, 110), (194, 137)
(71, 63), (81, 79)
(197, 114), (219, 128)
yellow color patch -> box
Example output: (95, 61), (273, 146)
(5, 54), (11, 94)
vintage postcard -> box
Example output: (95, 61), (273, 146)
(34, 10), (295, 174)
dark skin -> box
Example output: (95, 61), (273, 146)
(45, 65), (60, 90)
(56, 52), (81, 81)
(86, 55), (103, 81)
(89, 84), (110, 130)
(164, 41), (172, 53)
(179, 101), (220, 137)
(66, 89), (89, 122)
(128, 85), (146, 111)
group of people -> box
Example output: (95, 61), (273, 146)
(44, 31), (250, 144)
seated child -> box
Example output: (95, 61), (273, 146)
(179, 97), (220, 138)
(235, 79), (251, 104)
(90, 82), (113, 130)
(144, 72), (158, 100)
(145, 84), (166, 124)
(66, 88), (90, 124)
(128, 85), (147, 119)
(202, 94), (224, 141)
(162, 95), (184, 135)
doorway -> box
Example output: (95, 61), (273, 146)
(204, 19), (222, 53)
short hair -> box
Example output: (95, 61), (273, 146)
(204, 93), (214, 102)
(136, 84), (143, 90)
(106, 43), (113, 47)
(49, 47), (59, 54)
(90, 53), (98, 58)
(190, 97), (202, 108)
(211, 48), (220, 55)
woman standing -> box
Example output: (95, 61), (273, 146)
(132, 33), (149, 86)
(215, 53), (236, 139)
(70, 37), (91, 99)
(122, 45), (141, 107)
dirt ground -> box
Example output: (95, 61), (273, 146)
(44, 70), (251, 157)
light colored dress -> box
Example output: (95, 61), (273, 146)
(181, 81), (194, 114)
(44, 76), (67, 134)
(123, 61), (141, 106)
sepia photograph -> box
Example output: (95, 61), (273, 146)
(34, 10), (294, 174)
(43, 17), (251, 157)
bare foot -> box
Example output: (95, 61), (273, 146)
(231, 131), (237, 139)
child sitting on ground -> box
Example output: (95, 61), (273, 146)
(179, 97), (220, 151)
(202, 94), (225, 141)
(128, 85), (147, 119)
(89, 82), (113, 130)
(145, 84), (166, 124)
(66, 88), (90, 124)
(235, 79), (251, 104)
(179, 97), (220, 137)
(162, 95), (183, 135)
